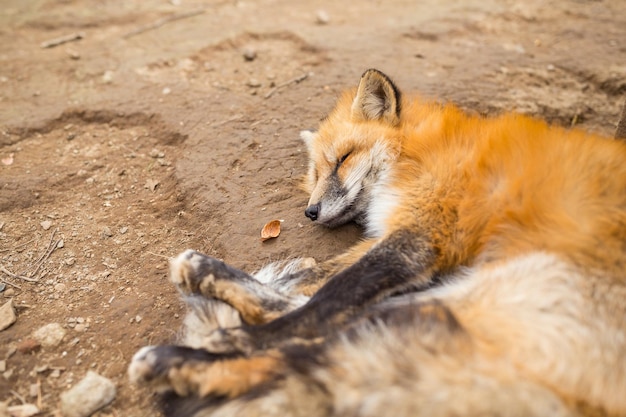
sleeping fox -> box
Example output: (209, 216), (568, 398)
(129, 69), (626, 417)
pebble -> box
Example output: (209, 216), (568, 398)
(33, 323), (66, 347)
(40, 220), (52, 230)
(4, 288), (15, 297)
(247, 79), (262, 88)
(119, 226), (128, 234)
(102, 227), (113, 238)
(102, 70), (114, 83)
(316, 9), (330, 25)
(0, 360), (5, 372)
(0, 299), (16, 331)
(7, 404), (39, 417)
(242, 47), (257, 61)
(60, 371), (116, 417)
(149, 149), (165, 158)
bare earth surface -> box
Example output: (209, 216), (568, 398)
(0, 0), (624, 415)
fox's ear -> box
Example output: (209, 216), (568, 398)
(300, 129), (317, 149)
(351, 69), (401, 125)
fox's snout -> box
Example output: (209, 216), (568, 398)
(304, 203), (320, 221)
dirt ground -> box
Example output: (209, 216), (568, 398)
(0, 0), (624, 415)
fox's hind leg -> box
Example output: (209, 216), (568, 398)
(128, 344), (282, 398)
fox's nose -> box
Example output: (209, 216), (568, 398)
(305, 204), (320, 221)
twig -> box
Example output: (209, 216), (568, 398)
(146, 251), (172, 260)
(210, 114), (243, 127)
(40, 32), (85, 49)
(0, 277), (21, 290)
(264, 72), (311, 99)
(123, 9), (205, 39)
(33, 229), (57, 266)
(0, 264), (38, 282)
(10, 389), (25, 404)
(29, 229), (60, 278)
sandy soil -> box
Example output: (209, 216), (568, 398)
(0, 0), (624, 415)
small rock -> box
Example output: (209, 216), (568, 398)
(102, 227), (113, 238)
(119, 227), (128, 234)
(57, 239), (64, 248)
(102, 70), (114, 84)
(60, 371), (116, 417)
(316, 9), (330, 25)
(40, 220), (52, 230)
(242, 47), (257, 61)
(29, 383), (39, 397)
(145, 179), (159, 192)
(66, 49), (81, 60)
(33, 323), (65, 347)
(0, 360), (5, 372)
(7, 404), (39, 417)
(54, 283), (66, 293)
(34, 364), (49, 373)
(149, 149), (165, 158)
(247, 79), (262, 88)
(4, 288), (15, 297)
(0, 299), (16, 331)
(17, 338), (40, 354)
(0, 283), (5, 292)
(135, 315), (142, 323)
(162, 87), (171, 95)
(74, 324), (87, 332)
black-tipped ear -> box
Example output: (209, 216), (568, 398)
(351, 69), (401, 125)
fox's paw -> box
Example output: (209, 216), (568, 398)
(171, 250), (299, 325)
(129, 344), (281, 398)
(170, 250), (226, 296)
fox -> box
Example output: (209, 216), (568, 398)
(129, 69), (626, 417)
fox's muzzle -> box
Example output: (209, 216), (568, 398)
(305, 204), (320, 221)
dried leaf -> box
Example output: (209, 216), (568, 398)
(260, 220), (281, 241)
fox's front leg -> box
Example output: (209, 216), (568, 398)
(219, 229), (439, 353)
(171, 238), (376, 326)
(273, 238), (377, 296)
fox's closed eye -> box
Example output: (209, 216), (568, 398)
(338, 151), (352, 166)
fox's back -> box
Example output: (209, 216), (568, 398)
(392, 99), (626, 274)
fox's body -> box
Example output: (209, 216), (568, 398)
(130, 70), (626, 417)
